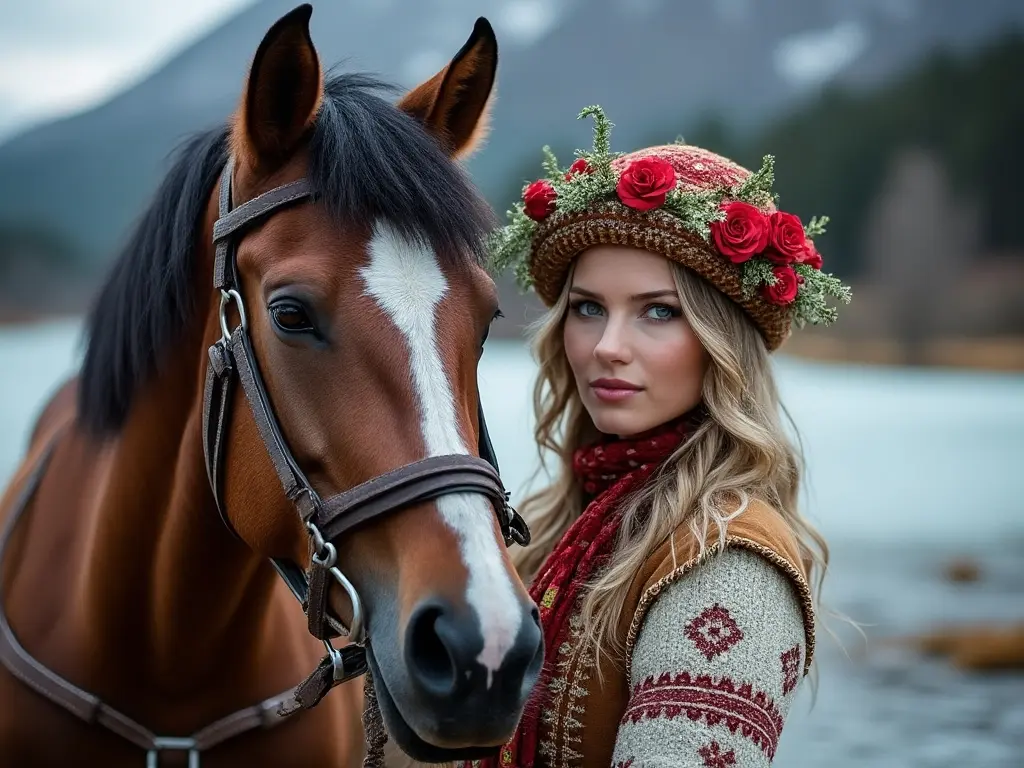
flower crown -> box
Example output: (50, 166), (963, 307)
(488, 106), (852, 329)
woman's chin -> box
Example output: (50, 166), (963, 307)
(365, 646), (505, 764)
(591, 410), (648, 438)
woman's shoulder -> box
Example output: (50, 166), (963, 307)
(621, 497), (816, 675)
(614, 546), (810, 767)
(632, 497), (805, 589)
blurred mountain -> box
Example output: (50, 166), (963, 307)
(0, 0), (1022, 303)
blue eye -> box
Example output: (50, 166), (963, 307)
(571, 300), (603, 318)
(644, 304), (680, 321)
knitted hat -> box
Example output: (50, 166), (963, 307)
(488, 106), (851, 351)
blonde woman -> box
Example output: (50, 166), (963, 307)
(469, 107), (851, 768)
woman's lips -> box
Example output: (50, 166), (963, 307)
(590, 378), (642, 403)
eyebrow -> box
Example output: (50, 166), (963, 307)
(569, 286), (679, 301)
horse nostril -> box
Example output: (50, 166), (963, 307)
(406, 604), (457, 697)
(405, 599), (544, 708)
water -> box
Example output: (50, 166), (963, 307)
(0, 317), (85, 477)
(1, 319), (1023, 766)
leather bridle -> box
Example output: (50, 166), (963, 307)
(201, 156), (531, 713)
(0, 156), (529, 767)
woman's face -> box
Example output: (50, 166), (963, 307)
(562, 245), (709, 437)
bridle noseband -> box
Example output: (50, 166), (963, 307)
(201, 157), (531, 714)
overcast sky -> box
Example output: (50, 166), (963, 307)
(0, 0), (887, 145)
(0, 0), (256, 142)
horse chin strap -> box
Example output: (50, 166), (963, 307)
(201, 156), (531, 717)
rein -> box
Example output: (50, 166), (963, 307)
(0, 157), (530, 767)
(0, 432), (295, 768)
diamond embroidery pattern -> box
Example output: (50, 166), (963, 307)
(684, 603), (744, 660)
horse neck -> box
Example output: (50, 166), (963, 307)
(78, 240), (279, 691)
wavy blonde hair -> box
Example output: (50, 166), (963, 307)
(515, 260), (829, 667)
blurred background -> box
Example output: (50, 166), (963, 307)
(1, 1), (1022, 765)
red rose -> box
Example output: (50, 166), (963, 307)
(762, 248), (791, 265)
(710, 202), (770, 264)
(767, 211), (807, 264)
(523, 180), (556, 221)
(796, 241), (823, 270)
(616, 157), (676, 211)
(565, 158), (592, 180)
(761, 265), (800, 305)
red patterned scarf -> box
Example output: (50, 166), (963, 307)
(473, 411), (702, 768)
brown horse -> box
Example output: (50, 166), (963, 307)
(0, 5), (542, 767)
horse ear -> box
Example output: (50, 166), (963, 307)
(233, 4), (323, 171)
(397, 17), (498, 159)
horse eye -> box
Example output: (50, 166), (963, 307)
(269, 301), (315, 334)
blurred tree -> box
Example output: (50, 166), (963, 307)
(862, 147), (978, 363)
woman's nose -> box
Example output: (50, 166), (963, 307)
(593, 318), (631, 364)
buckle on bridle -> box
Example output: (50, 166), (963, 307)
(147, 738), (199, 768)
(306, 522), (366, 645)
(218, 288), (247, 342)
(322, 639), (348, 682)
(505, 503), (531, 547)
(307, 521), (332, 564)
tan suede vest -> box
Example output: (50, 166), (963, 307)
(522, 499), (815, 768)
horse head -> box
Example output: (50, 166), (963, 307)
(208, 5), (540, 760)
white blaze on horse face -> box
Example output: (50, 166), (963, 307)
(361, 220), (521, 686)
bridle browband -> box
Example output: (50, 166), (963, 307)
(201, 156), (531, 713)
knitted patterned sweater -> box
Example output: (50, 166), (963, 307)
(611, 547), (806, 767)
(524, 500), (815, 768)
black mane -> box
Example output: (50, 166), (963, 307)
(78, 73), (496, 435)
